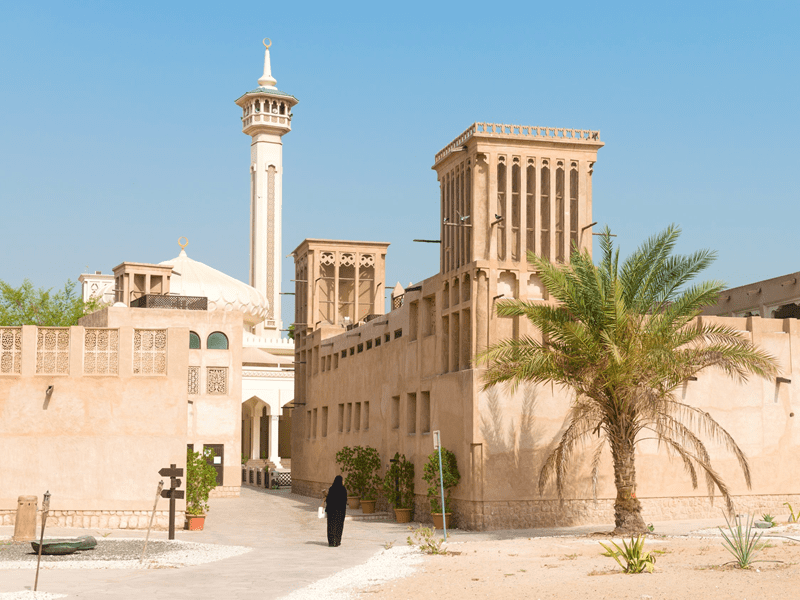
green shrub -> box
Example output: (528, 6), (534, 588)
(383, 452), (415, 509)
(354, 446), (382, 501)
(407, 525), (445, 554)
(599, 535), (656, 573)
(422, 448), (460, 513)
(186, 448), (219, 516)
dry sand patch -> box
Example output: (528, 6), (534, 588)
(358, 534), (800, 600)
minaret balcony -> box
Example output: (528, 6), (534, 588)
(241, 113), (292, 135)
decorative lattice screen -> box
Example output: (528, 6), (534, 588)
(133, 329), (167, 375)
(84, 329), (119, 375)
(206, 367), (227, 395)
(188, 366), (199, 395)
(36, 328), (70, 374)
(0, 328), (22, 374)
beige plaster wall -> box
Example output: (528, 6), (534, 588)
(293, 294), (800, 529)
(96, 307), (244, 492)
(0, 324), (188, 521)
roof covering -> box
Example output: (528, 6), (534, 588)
(236, 87), (298, 102)
(160, 250), (268, 326)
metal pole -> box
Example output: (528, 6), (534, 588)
(141, 480), (164, 563)
(33, 490), (50, 592)
(437, 446), (447, 542)
(168, 463), (176, 540)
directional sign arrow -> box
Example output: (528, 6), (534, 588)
(161, 489), (185, 500)
(170, 479), (182, 489)
(159, 467), (184, 478)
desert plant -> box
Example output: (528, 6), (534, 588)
(407, 525), (446, 555)
(422, 448), (460, 513)
(479, 226), (778, 534)
(353, 446), (382, 501)
(762, 513), (776, 526)
(785, 502), (797, 523)
(719, 513), (763, 568)
(599, 535), (657, 573)
(186, 448), (219, 516)
(383, 452), (415, 509)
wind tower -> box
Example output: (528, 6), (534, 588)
(235, 39), (299, 338)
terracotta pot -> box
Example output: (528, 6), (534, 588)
(187, 515), (206, 531)
(347, 496), (361, 510)
(431, 513), (451, 529)
(394, 508), (413, 523)
(360, 500), (376, 514)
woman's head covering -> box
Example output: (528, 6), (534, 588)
(327, 474), (348, 511)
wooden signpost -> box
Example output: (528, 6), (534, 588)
(158, 464), (184, 540)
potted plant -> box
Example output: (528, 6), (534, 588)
(186, 447), (219, 531)
(422, 447), (460, 529)
(354, 446), (382, 514)
(335, 446), (362, 509)
(383, 452), (415, 523)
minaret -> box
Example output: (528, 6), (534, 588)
(235, 39), (298, 338)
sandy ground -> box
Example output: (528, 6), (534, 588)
(359, 528), (800, 600)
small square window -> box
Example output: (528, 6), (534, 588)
(385, 333), (390, 343)
(394, 329), (403, 339)
(357, 343), (363, 353)
(349, 347), (354, 356)
(366, 340), (373, 350)
(341, 350), (347, 359)
(375, 337), (381, 347)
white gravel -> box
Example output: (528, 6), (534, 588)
(280, 546), (424, 600)
(0, 593), (67, 600)
(0, 538), (251, 570)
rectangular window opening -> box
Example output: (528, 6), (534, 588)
(391, 395), (400, 429)
(421, 391), (431, 434)
(407, 392), (417, 435)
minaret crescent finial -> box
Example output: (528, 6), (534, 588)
(258, 37), (277, 89)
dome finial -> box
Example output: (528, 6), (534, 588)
(178, 236), (189, 256)
(258, 38), (278, 89)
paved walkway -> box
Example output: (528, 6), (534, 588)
(0, 487), (736, 599)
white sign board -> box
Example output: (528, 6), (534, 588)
(433, 430), (441, 450)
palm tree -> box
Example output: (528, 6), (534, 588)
(478, 226), (778, 534)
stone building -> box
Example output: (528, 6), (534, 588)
(704, 271), (800, 319)
(0, 303), (241, 528)
(291, 123), (800, 530)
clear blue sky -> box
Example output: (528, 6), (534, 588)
(1, 1), (798, 325)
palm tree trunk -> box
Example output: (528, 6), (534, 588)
(610, 437), (647, 534)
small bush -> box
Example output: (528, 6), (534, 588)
(599, 535), (656, 574)
(186, 448), (219, 516)
(407, 525), (445, 555)
(719, 513), (763, 568)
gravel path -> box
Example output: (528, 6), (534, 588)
(0, 593), (67, 600)
(279, 546), (423, 600)
(0, 537), (251, 570)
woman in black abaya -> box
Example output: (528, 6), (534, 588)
(325, 475), (347, 547)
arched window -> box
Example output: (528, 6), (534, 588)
(207, 332), (229, 350)
(189, 331), (201, 349)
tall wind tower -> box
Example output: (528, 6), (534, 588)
(235, 39), (298, 338)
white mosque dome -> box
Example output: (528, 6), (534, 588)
(160, 250), (268, 326)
